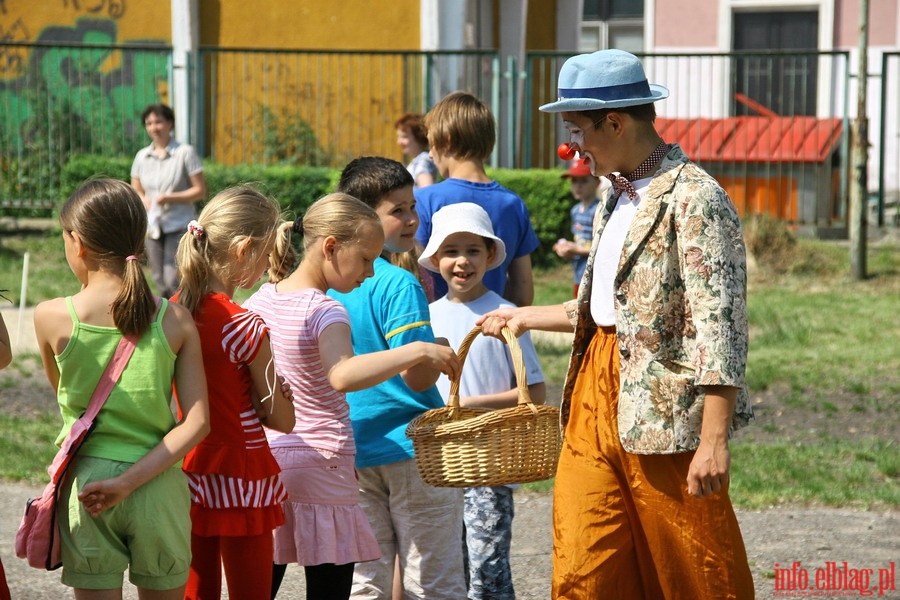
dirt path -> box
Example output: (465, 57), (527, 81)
(2, 480), (897, 599)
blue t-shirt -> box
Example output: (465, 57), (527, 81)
(415, 178), (540, 299)
(328, 257), (445, 469)
(570, 198), (600, 283)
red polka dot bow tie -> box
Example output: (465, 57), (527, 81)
(607, 141), (670, 200)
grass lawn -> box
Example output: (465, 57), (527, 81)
(1, 223), (898, 508)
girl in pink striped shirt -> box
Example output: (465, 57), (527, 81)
(174, 185), (296, 600)
(244, 193), (459, 600)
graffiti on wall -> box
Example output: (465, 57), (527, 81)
(1, 17), (168, 149)
(0, 16), (168, 197)
(0, 17), (28, 77)
(62, 0), (127, 19)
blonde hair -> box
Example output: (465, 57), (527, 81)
(268, 192), (381, 283)
(389, 249), (429, 290)
(176, 185), (282, 314)
(425, 91), (495, 161)
(59, 179), (155, 337)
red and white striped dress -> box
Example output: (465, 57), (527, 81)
(179, 292), (286, 537)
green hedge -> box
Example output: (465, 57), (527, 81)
(488, 167), (571, 267)
(61, 155), (133, 200)
(59, 155), (575, 267)
(203, 163), (338, 215)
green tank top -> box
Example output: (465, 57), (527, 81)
(55, 297), (178, 463)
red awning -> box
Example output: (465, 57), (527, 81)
(657, 116), (843, 164)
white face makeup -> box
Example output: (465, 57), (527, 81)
(563, 120), (594, 175)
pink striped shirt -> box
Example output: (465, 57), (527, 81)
(243, 285), (356, 455)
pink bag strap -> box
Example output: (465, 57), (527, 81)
(54, 333), (139, 460)
(80, 334), (138, 424)
(50, 298), (161, 481)
(74, 297), (160, 427)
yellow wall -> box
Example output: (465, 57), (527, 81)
(199, 0), (422, 164)
(0, 1), (170, 46)
(0, 1), (172, 153)
(0, 0), (422, 164)
(524, 2), (559, 166)
(526, 1), (557, 51)
(201, 0), (419, 49)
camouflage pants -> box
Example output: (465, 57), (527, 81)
(462, 485), (515, 600)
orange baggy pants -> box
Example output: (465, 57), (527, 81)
(552, 327), (755, 599)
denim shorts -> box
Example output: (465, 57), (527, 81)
(59, 456), (191, 591)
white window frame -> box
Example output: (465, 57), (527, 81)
(717, 0), (836, 117)
(580, 17), (645, 53)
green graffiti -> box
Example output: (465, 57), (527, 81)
(0, 17), (168, 201)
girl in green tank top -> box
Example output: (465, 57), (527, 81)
(33, 178), (210, 597)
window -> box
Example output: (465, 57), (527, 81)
(580, 0), (644, 53)
(732, 11), (819, 116)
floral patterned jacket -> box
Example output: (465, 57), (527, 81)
(561, 144), (754, 454)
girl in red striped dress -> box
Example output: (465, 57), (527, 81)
(174, 185), (296, 599)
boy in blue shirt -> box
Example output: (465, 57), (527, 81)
(420, 202), (546, 600)
(415, 91), (540, 308)
(328, 156), (466, 599)
(551, 161), (605, 297)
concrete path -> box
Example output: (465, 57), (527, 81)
(1, 305), (37, 356)
(0, 482), (552, 599)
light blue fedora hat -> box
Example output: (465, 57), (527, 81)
(540, 49), (669, 112)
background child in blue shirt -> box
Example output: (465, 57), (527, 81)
(415, 91), (540, 308)
(551, 161), (605, 298)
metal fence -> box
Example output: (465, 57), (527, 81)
(195, 48), (500, 168)
(879, 51), (900, 226)
(0, 41), (171, 208)
(1, 42), (895, 230)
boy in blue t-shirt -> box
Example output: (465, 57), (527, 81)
(420, 202), (546, 600)
(415, 91), (540, 308)
(551, 161), (604, 298)
(328, 156), (466, 599)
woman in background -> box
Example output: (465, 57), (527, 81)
(395, 112), (437, 190)
(131, 103), (207, 298)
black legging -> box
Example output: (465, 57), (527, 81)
(271, 562), (355, 600)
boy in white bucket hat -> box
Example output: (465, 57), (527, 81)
(479, 49), (754, 599)
(420, 202), (545, 600)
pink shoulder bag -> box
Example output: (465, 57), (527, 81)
(15, 334), (138, 570)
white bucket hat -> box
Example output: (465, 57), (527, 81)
(418, 202), (506, 273)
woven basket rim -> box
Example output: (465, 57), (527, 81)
(406, 325), (562, 487)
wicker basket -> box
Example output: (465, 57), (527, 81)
(406, 325), (561, 487)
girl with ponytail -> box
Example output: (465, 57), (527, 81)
(244, 193), (459, 600)
(173, 184), (295, 600)
(33, 178), (210, 597)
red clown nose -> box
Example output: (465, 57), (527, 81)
(557, 143), (576, 161)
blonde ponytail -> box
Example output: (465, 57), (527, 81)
(175, 225), (212, 315)
(267, 221), (297, 284)
(174, 185), (283, 313)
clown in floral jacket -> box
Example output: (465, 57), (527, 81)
(562, 144), (754, 454)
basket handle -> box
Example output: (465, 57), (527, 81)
(447, 325), (536, 416)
